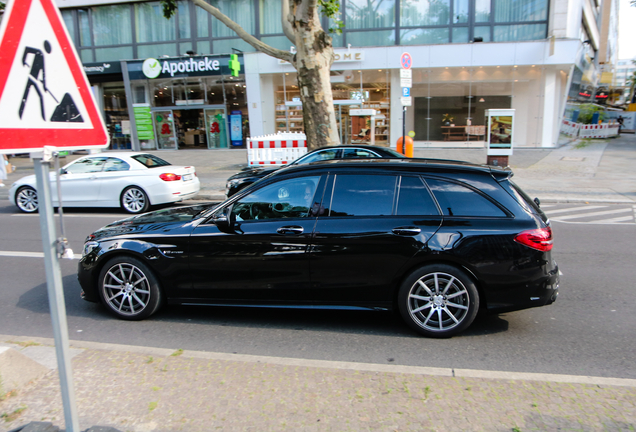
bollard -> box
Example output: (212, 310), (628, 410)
(396, 136), (414, 157)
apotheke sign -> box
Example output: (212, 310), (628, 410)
(127, 54), (243, 80)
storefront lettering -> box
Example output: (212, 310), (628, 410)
(161, 58), (220, 77)
(333, 52), (364, 62)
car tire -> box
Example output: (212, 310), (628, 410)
(15, 186), (38, 213)
(398, 264), (479, 338)
(98, 256), (162, 320)
(121, 186), (150, 214)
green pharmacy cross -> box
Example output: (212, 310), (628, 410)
(229, 54), (241, 77)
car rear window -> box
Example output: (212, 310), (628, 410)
(131, 154), (171, 168)
(425, 178), (506, 217)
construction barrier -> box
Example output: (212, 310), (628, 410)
(578, 123), (620, 139)
(247, 132), (307, 166)
(561, 120), (580, 138)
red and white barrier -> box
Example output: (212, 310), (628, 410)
(578, 123), (620, 139)
(247, 132), (307, 166)
(561, 120), (580, 138)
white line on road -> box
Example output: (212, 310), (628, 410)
(545, 205), (607, 215)
(593, 215), (634, 223)
(0, 251), (81, 260)
(10, 213), (122, 218)
(551, 208), (632, 220)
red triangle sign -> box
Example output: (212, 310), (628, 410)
(0, 0), (109, 153)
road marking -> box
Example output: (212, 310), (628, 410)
(0, 250), (81, 259)
(545, 205), (607, 215)
(11, 213), (122, 218)
(552, 208), (632, 220)
(593, 215), (634, 223)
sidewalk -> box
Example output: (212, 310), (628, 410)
(2, 134), (635, 204)
(1, 335), (635, 432)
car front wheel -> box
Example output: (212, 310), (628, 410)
(98, 257), (162, 320)
(398, 264), (479, 338)
(121, 186), (149, 214)
(16, 186), (38, 213)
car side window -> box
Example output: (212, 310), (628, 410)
(396, 176), (440, 216)
(65, 157), (108, 174)
(342, 149), (378, 159)
(104, 158), (130, 172)
(297, 149), (339, 164)
(327, 174), (396, 217)
(232, 176), (320, 221)
(425, 178), (506, 217)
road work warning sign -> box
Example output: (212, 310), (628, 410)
(0, 0), (108, 153)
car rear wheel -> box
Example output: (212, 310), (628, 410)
(121, 186), (149, 214)
(98, 257), (162, 320)
(16, 186), (38, 213)
(398, 264), (479, 338)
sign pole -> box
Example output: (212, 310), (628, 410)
(402, 106), (406, 155)
(33, 154), (80, 432)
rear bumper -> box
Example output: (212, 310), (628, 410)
(150, 178), (201, 204)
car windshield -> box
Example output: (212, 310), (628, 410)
(131, 154), (171, 168)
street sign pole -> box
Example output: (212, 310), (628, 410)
(34, 152), (80, 432)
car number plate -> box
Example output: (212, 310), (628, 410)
(183, 174), (193, 181)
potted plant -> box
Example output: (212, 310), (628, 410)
(442, 113), (454, 126)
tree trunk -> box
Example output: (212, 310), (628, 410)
(290, 1), (340, 150)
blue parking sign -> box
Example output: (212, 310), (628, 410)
(402, 87), (410, 97)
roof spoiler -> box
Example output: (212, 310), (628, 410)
(490, 165), (514, 181)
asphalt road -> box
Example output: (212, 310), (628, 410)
(0, 200), (634, 379)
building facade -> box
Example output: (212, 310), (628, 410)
(56, 0), (614, 151)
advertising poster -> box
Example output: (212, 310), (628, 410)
(486, 109), (515, 156)
(230, 111), (243, 146)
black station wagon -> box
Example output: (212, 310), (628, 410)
(78, 158), (559, 337)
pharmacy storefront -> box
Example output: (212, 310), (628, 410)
(123, 53), (247, 151)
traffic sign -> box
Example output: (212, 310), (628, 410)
(402, 87), (410, 97)
(0, 0), (109, 154)
(400, 69), (412, 78)
(401, 97), (412, 106)
(401, 52), (412, 69)
(401, 78), (412, 88)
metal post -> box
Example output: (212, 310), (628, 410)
(33, 156), (80, 432)
(402, 106), (406, 155)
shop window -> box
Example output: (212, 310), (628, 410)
(178, 1), (191, 39)
(400, 0), (450, 26)
(137, 43), (178, 59)
(494, 0), (548, 22)
(346, 0), (395, 29)
(61, 10), (76, 44)
(104, 85), (131, 151)
(133, 86), (146, 104)
(92, 4), (132, 46)
(475, 0), (491, 22)
(493, 24), (547, 42)
(346, 30), (395, 47)
(94, 47), (133, 62)
(78, 9), (91, 47)
(260, 0), (283, 34)
(453, 0), (469, 23)
(211, 0), (255, 37)
(452, 27), (469, 43)
(136, 2), (176, 42)
(213, 38), (257, 54)
(401, 28), (449, 45)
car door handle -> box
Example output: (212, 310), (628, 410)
(277, 226), (304, 235)
(392, 227), (421, 236)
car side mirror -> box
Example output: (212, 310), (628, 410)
(60, 168), (67, 175)
(213, 205), (234, 232)
(534, 197), (541, 208)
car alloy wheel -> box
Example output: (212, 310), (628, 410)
(121, 186), (149, 214)
(16, 186), (38, 213)
(98, 257), (161, 320)
(398, 265), (479, 337)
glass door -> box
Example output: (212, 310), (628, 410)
(153, 110), (178, 149)
(204, 108), (228, 148)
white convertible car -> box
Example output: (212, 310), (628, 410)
(9, 152), (200, 214)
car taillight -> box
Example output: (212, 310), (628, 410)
(159, 173), (182, 181)
(514, 227), (553, 252)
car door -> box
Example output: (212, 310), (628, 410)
(186, 175), (324, 302)
(309, 173), (443, 306)
(96, 157), (133, 206)
(55, 156), (108, 205)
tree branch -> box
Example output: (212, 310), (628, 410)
(282, 0), (296, 44)
(191, 0), (294, 63)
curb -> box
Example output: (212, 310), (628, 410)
(3, 334), (636, 388)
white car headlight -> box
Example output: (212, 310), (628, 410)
(82, 241), (100, 257)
